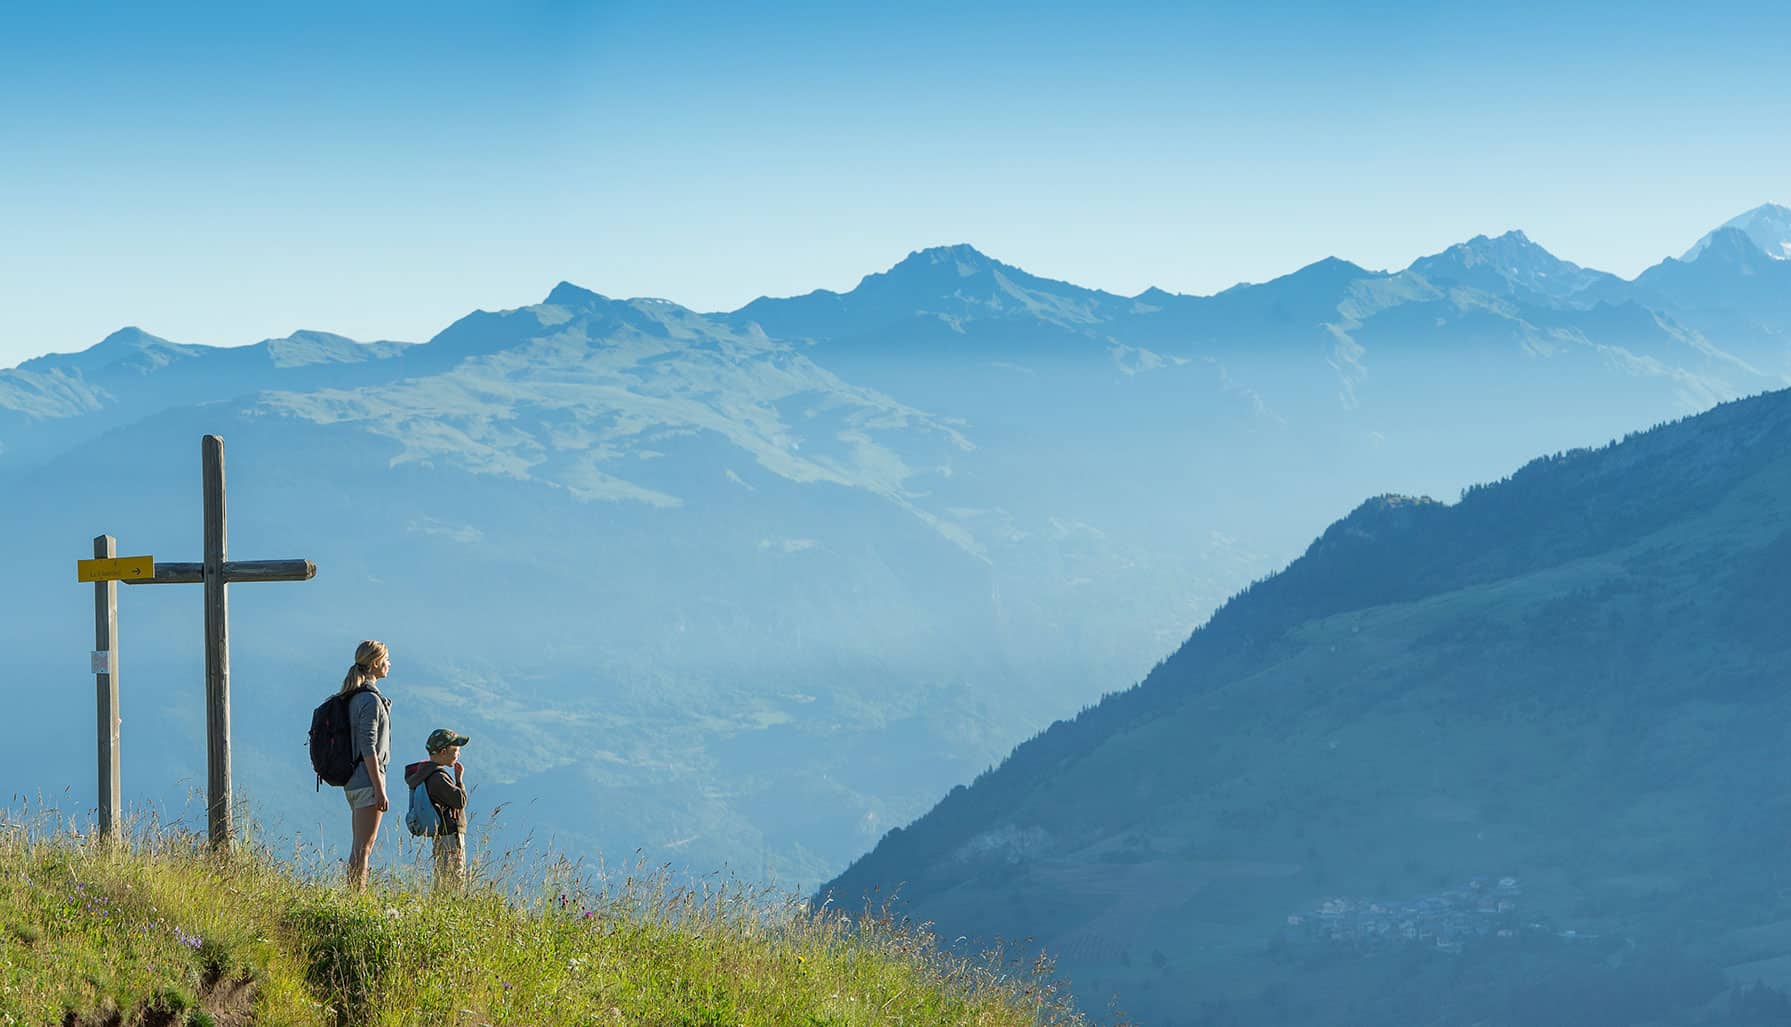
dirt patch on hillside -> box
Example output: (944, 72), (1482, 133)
(60, 969), (257, 1027)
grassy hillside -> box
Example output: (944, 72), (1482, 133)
(0, 811), (1083, 1027)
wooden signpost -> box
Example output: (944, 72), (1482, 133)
(79, 434), (316, 854)
(78, 536), (142, 843)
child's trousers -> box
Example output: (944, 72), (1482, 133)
(434, 831), (466, 890)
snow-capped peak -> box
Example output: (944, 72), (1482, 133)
(1682, 203), (1791, 262)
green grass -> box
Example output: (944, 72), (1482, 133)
(0, 808), (1085, 1027)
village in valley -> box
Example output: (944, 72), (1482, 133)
(1284, 876), (1600, 956)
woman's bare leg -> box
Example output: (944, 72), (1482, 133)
(348, 805), (383, 890)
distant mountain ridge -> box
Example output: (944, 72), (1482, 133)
(1404, 230), (1621, 301)
(725, 243), (1133, 343)
(14, 326), (409, 382)
(259, 284), (975, 532)
(0, 326), (410, 467)
(11, 202), (1790, 392)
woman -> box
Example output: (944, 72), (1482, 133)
(341, 639), (392, 890)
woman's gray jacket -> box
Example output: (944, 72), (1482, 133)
(344, 687), (391, 791)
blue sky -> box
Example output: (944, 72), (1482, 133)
(2, 1), (1787, 364)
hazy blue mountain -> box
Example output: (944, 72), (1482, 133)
(1559, 204), (1791, 378)
(820, 386), (1791, 1026)
(728, 239), (1773, 598)
(0, 327), (410, 469)
(726, 243), (1134, 343)
(1117, 256), (1382, 349)
(1683, 202), (1791, 261)
(1404, 230), (1622, 302)
(1647, 226), (1790, 285)
(1599, 227), (1791, 377)
(3, 215), (1790, 897)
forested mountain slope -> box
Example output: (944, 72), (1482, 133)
(824, 386), (1791, 1026)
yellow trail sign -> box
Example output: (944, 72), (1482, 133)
(78, 556), (155, 583)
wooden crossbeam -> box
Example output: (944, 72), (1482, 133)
(126, 560), (316, 585)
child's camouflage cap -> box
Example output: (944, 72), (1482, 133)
(426, 728), (470, 753)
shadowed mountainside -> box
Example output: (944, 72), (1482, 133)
(822, 385), (1791, 1026)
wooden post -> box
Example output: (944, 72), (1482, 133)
(202, 435), (231, 853)
(92, 535), (121, 843)
(107, 434), (316, 854)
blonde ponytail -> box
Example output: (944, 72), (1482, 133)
(340, 639), (389, 694)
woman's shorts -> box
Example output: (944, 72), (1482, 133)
(344, 784), (384, 810)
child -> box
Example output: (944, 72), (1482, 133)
(404, 728), (470, 889)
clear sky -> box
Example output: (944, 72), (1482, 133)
(2, 1), (1787, 365)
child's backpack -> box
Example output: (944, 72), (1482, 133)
(308, 686), (375, 790)
(406, 771), (444, 837)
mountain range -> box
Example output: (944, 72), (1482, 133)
(4, 204), (1790, 902)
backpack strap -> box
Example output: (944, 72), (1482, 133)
(425, 763), (458, 821)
